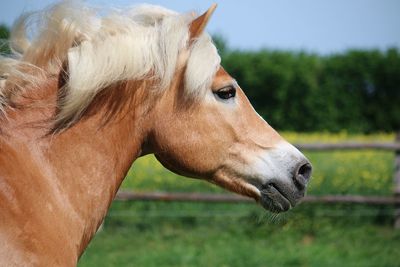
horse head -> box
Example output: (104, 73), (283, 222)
(148, 5), (312, 212)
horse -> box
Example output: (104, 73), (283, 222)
(0, 2), (312, 266)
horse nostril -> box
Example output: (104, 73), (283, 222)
(293, 162), (312, 189)
(299, 163), (312, 181)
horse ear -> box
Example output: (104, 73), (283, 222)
(189, 4), (217, 42)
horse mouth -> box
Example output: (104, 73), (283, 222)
(258, 183), (299, 213)
(211, 171), (304, 213)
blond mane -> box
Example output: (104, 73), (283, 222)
(0, 1), (220, 129)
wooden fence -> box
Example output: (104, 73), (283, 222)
(115, 134), (400, 228)
(115, 191), (400, 205)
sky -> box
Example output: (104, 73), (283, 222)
(0, 0), (399, 54)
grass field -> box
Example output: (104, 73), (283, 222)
(79, 132), (400, 267)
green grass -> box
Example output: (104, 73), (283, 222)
(80, 215), (400, 267)
(79, 132), (400, 267)
(80, 202), (400, 267)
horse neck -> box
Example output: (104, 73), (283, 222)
(0, 78), (151, 262)
(49, 81), (154, 255)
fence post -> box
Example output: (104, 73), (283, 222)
(394, 132), (400, 229)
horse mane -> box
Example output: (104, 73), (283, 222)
(0, 1), (220, 130)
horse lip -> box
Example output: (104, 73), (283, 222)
(259, 183), (296, 212)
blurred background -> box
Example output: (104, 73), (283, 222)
(1, 1), (400, 266)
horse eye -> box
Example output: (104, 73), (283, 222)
(216, 86), (236, 100)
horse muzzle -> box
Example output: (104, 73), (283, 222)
(258, 161), (312, 212)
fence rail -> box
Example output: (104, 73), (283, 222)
(115, 191), (400, 205)
(295, 142), (400, 151)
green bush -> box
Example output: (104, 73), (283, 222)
(0, 24), (10, 55)
(221, 47), (400, 133)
